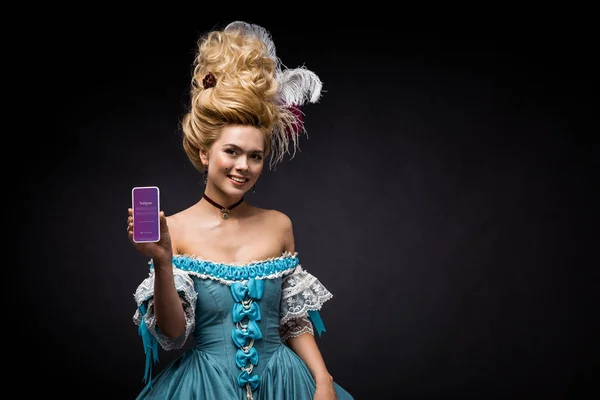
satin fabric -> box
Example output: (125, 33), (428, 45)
(136, 276), (353, 399)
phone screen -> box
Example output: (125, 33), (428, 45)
(132, 186), (160, 243)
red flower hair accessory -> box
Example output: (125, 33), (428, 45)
(202, 72), (216, 89)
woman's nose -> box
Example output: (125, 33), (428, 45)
(236, 156), (249, 170)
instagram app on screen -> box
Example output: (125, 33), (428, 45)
(132, 186), (160, 243)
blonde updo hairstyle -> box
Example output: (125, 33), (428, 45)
(181, 24), (298, 172)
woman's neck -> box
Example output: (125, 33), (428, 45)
(200, 187), (245, 220)
(203, 186), (243, 206)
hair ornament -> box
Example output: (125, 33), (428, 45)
(202, 72), (217, 89)
(224, 21), (323, 168)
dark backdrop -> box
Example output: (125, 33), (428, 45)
(19, 12), (597, 399)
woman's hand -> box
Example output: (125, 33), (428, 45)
(314, 376), (337, 400)
(127, 208), (173, 263)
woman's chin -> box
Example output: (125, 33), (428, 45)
(220, 183), (249, 197)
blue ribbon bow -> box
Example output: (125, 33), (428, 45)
(235, 346), (259, 368)
(230, 279), (264, 302)
(237, 371), (260, 390)
(232, 320), (263, 347)
(232, 302), (261, 322)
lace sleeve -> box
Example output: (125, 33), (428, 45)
(279, 314), (315, 341)
(279, 266), (333, 340)
(132, 265), (197, 350)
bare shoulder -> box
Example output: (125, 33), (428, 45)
(271, 209), (293, 229)
(164, 206), (197, 253)
(165, 208), (187, 229)
(251, 207), (292, 230)
(256, 208), (294, 253)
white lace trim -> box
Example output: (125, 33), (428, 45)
(132, 296), (195, 350)
(280, 266), (333, 325)
(132, 265), (198, 350)
(279, 315), (314, 341)
(133, 266), (197, 305)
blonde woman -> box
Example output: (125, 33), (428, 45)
(127, 21), (353, 400)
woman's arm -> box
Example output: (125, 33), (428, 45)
(152, 255), (187, 338)
(279, 211), (335, 391)
(287, 333), (334, 386)
(152, 214), (187, 338)
(131, 211), (187, 338)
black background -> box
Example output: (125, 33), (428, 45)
(19, 9), (597, 399)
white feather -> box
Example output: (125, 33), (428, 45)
(225, 21), (322, 107)
(277, 67), (323, 106)
(225, 21), (278, 65)
(223, 21), (323, 169)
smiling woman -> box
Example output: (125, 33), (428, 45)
(125, 20), (353, 400)
(203, 125), (265, 195)
(199, 125), (265, 219)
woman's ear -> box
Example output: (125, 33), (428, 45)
(199, 148), (209, 165)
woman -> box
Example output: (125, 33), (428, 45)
(127, 21), (353, 399)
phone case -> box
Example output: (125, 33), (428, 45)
(132, 186), (160, 243)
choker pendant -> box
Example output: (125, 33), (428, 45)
(203, 193), (244, 220)
(221, 208), (230, 220)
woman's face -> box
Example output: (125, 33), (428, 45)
(202, 125), (265, 198)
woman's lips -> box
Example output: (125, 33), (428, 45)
(228, 175), (248, 186)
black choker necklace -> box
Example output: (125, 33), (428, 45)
(202, 194), (244, 220)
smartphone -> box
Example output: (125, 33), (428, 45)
(131, 186), (161, 243)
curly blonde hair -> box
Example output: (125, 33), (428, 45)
(181, 22), (307, 171)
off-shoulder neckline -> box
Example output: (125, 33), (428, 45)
(172, 251), (298, 267)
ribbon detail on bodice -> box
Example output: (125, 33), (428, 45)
(231, 278), (264, 399)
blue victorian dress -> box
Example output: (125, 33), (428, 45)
(132, 251), (353, 399)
